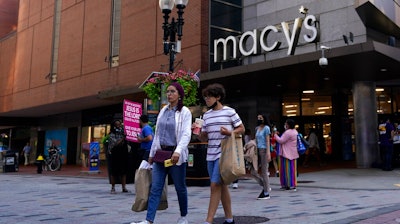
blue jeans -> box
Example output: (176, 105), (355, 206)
(146, 162), (188, 222)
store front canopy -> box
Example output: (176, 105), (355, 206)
(200, 40), (400, 98)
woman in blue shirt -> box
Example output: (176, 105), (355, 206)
(254, 114), (271, 199)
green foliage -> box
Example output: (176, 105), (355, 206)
(142, 70), (199, 107)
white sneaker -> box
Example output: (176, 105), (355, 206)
(177, 217), (188, 224)
(232, 183), (238, 189)
(130, 221), (151, 224)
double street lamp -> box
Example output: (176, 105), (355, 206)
(159, 0), (189, 72)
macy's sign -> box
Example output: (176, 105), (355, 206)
(213, 15), (319, 63)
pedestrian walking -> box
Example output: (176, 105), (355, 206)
(131, 82), (192, 224)
(196, 83), (245, 224)
(22, 142), (32, 166)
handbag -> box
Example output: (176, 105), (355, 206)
(219, 133), (246, 184)
(153, 150), (173, 163)
(132, 168), (168, 212)
(297, 134), (307, 155)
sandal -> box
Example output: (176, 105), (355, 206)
(111, 187), (116, 194)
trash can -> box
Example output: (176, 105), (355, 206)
(186, 143), (210, 186)
(3, 151), (17, 172)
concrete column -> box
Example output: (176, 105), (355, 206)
(353, 81), (379, 168)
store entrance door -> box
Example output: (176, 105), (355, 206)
(296, 116), (334, 163)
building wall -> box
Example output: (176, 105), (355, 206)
(0, 35), (16, 105)
(242, 0), (367, 65)
(0, 0), (207, 116)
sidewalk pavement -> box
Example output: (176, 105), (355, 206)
(0, 163), (399, 224)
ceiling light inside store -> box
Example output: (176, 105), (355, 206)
(303, 90), (314, 94)
(315, 111), (326, 114)
(301, 98), (310, 101)
(287, 114), (297, 117)
(286, 110), (297, 113)
(285, 105), (297, 108)
(376, 88), (384, 92)
(318, 106), (331, 110)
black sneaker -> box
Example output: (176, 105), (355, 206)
(257, 192), (270, 200)
(222, 220), (235, 224)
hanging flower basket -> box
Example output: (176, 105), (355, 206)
(141, 70), (200, 107)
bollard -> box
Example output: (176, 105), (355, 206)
(35, 155), (44, 174)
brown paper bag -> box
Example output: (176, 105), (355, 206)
(131, 169), (168, 212)
(219, 133), (246, 184)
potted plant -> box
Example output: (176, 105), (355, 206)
(142, 70), (200, 107)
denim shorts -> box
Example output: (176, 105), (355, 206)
(207, 158), (221, 184)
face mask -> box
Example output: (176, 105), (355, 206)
(257, 120), (263, 126)
(207, 101), (218, 110)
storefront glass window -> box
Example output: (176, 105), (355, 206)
(282, 93), (332, 116)
(211, 1), (242, 29)
(348, 96), (354, 116)
(210, 0), (242, 71)
(81, 125), (110, 165)
(376, 88), (392, 114)
(301, 94), (332, 116)
(282, 95), (300, 117)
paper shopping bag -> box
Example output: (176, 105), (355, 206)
(219, 133), (246, 184)
(131, 169), (168, 212)
(132, 168), (151, 212)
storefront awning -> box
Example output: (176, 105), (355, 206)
(200, 40), (400, 96)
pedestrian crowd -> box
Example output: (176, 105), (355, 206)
(103, 83), (396, 224)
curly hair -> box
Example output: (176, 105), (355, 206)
(202, 83), (226, 102)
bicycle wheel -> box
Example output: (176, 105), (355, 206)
(49, 157), (61, 171)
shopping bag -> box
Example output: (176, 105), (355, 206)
(132, 168), (151, 212)
(297, 134), (307, 155)
(219, 133), (246, 184)
(131, 168), (168, 212)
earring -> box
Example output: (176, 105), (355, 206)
(179, 97), (181, 100)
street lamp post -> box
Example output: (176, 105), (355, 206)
(159, 0), (189, 72)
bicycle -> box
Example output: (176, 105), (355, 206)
(44, 149), (62, 171)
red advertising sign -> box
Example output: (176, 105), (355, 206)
(123, 99), (142, 142)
